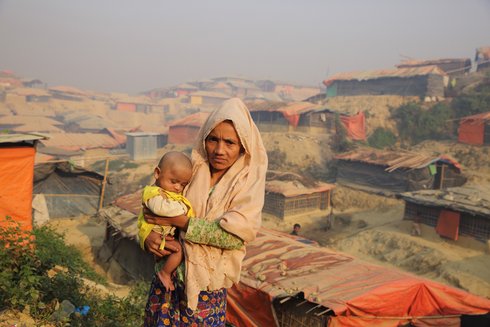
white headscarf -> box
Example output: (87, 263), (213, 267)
(183, 98), (268, 309)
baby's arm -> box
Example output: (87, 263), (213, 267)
(146, 195), (188, 219)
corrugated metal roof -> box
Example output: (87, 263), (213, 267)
(40, 132), (120, 151)
(0, 133), (48, 144)
(168, 112), (209, 127)
(335, 148), (461, 172)
(323, 66), (447, 86)
(399, 186), (490, 216)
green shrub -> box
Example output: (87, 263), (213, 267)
(391, 102), (453, 145)
(267, 148), (287, 170)
(0, 217), (147, 326)
(368, 128), (397, 149)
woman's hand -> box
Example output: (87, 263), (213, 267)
(144, 231), (180, 258)
(143, 206), (190, 231)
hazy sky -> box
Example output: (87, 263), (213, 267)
(1, 0), (489, 94)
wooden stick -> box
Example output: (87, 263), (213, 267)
(33, 193), (99, 198)
(439, 164), (446, 189)
(98, 158), (110, 211)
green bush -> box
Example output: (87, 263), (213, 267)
(0, 217), (147, 326)
(451, 75), (490, 118)
(267, 148), (287, 170)
(368, 128), (397, 149)
(391, 102), (453, 145)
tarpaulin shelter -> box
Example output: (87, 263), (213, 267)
(0, 133), (47, 231)
(399, 186), (490, 241)
(33, 162), (107, 219)
(335, 148), (466, 195)
(227, 228), (490, 327)
(339, 111), (366, 140)
(249, 101), (364, 137)
(457, 111), (490, 146)
(167, 112), (209, 144)
(264, 171), (335, 219)
(97, 190), (156, 282)
(323, 66), (447, 99)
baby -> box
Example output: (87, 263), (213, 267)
(137, 151), (194, 291)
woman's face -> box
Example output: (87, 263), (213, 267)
(205, 120), (242, 173)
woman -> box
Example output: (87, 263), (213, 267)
(143, 98), (268, 326)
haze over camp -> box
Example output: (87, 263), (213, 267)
(1, 1), (490, 326)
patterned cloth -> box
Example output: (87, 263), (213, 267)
(144, 275), (227, 327)
(185, 218), (244, 250)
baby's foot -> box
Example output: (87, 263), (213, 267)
(157, 270), (175, 291)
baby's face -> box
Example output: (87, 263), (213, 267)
(155, 165), (192, 194)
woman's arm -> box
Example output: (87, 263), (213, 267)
(143, 208), (243, 250)
(143, 207), (190, 230)
(185, 218), (244, 250)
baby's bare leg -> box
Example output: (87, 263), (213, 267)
(157, 239), (183, 291)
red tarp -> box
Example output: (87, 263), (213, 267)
(458, 120), (484, 145)
(227, 283), (276, 327)
(340, 112), (366, 141)
(0, 147), (35, 231)
(436, 209), (460, 240)
(226, 228), (490, 327)
(457, 111), (490, 145)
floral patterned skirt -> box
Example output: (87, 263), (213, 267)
(143, 275), (227, 327)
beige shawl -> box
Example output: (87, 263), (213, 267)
(183, 98), (268, 310)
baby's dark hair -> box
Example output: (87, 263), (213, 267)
(158, 151), (192, 171)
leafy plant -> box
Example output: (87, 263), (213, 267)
(368, 127), (397, 149)
(0, 217), (147, 326)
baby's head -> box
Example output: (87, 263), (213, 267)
(154, 151), (192, 194)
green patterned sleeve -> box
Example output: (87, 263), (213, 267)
(185, 218), (244, 250)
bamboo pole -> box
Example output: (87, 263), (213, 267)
(98, 158), (110, 211)
(33, 194), (99, 198)
(439, 164), (446, 189)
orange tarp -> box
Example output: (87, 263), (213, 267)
(436, 209), (460, 240)
(226, 283), (275, 327)
(329, 316), (460, 327)
(340, 112), (366, 141)
(458, 120), (484, 145)
(0, 147), (35, 231)
(226, 228), (490, 327)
